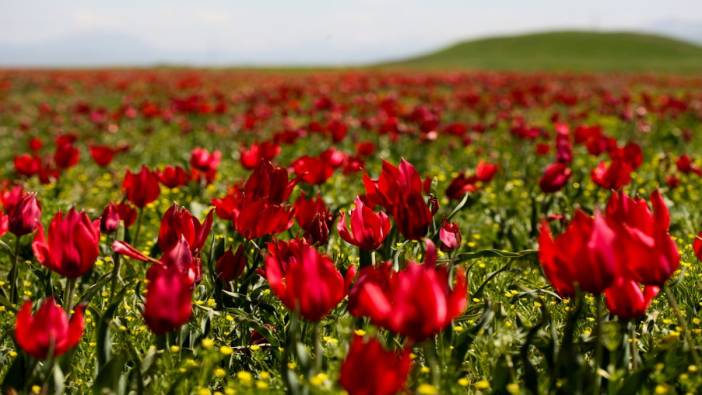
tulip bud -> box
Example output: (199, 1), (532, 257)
(100, 203), (121, 233)
(439, 220), (462, 251)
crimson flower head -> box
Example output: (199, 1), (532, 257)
(264, 239), (345, 322)
(100, 203), (121, 233)
(122, 165), (161, 208)
(0, 212), (7, 237)
(15, 298), (84, 359)
(591, 159), (633, 190)
(337, 196), (391, 251)
(240, 141), (280, 170)
(439, 220), (462, 251)
(158, 165), (190, 189)
(8, 192), (41, 236)
(113, 236), (201, 285)
(190, 147), (222, 173)
(53, 138), (80, 170)
(606, 190), (679, 286)
(539, 162), (572, 193)
(349, 240), (467, 341)
(216, 245), (247, 283)
(604, 277), (659, 320)
(158, 204), (213, 254)
(292, 155), (335, 185)
(538, 211), (617, 296)
(143, 266), (193, 335)
(294, 193), (332, 245)
(475, 160), (499, 182)
(33, 208), (101, 278)
(14, 154), (41, 177)
(339, 335), (412, 395)
(366, 159), (432, 240)
(89, 144), (126, 167)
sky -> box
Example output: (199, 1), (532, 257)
(1, 0), (701, 65)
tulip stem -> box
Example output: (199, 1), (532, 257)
(314, 323), (323, 373)
(593, 295), (603, 395)
(133, 208), (144, 247)
(9, 235), (21, 304)
(423, 340), (440, 388)
(629, 322), (639, 370)
(109, 235), (122, 300)
(64, 278), (76, 313)
(665, 287), (700, 365)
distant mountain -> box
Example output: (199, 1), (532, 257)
(376, 31), (702, 73)
(648, 19), (702, 45)
(0, 31), (168, 66)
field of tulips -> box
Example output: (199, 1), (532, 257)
(1, 69), (702, 394)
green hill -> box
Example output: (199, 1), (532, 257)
(378, 31), (702, 73)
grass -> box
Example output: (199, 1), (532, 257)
(377, 30), (702, 73)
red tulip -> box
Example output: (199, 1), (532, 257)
(445, 173), (479, 200)
(292, 155), (335, 185)
(115, 203), (138, 228)
(591, 159), (633, 190)
(439, 220), (462, 251)
(392, 192), (432, 240)
(475, 160), (498, 182)
(15, 298), (84, 359)
(240, 142), (280, 170)
(143, 266), (193, 334)
(32, 209), (101, 278)
(339, 335), (412, 395)
(539, 162), (572, 193)
(123, 166), (161, 208)
(604, 277), (659, 320)
(158, 204), (213, 254)
(264, 239), (345, 321)
(294, 194), (332, 245)
(190, 147), (221, 173)
(88, 145), (119, 167)
(216, 245), (247, 283)
(158, 165), (190, 188)
(676, 154), (702, 176)
(14, 154), (41, 176)
(337, 196), (391, 251)
(605, 190), (679, 286)
(100, 203), (121, 233)
(538, 211), (617, 296)
(113, 236), (200, 285)
(0, 212), (8, 237)
(1, 185), (25, 213)
(53, 140), (80, 170)
(8, 193), (41, 236)
(349, 240), (467, 341)
(693, 232), (702, 262)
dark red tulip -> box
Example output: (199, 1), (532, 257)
(439, 220), (462, 251)
(294, 194), (332, 245)
(190, 147), (221, 173)
(445, 173), (479, 200)
(676, 154), (702, 176)
(158, 204), (213, 254)
(606, 190), (679, 286)
(158, 165), (190, 189)
(339, 335), (412, 395)
(32, 209), (100, 278)
(264, 239), (345, 322)
(8, 193), (41, 236)
(115, 203), (138, 228)
(216, 245), (247, 283)
(15, 298), (84, 359)
(349, 240), (467, 341)
(539, 162), (572, 193)
(538, 211), (617, 296)
(337, 196), (391, 251)
(53, 139), (80, 170)
(393, 192), (432, 240)
(123, 166), (161, 208)
(113, 236), (200, 285)
(604, 277), (659, 320)
(143, 266), (193, 334)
